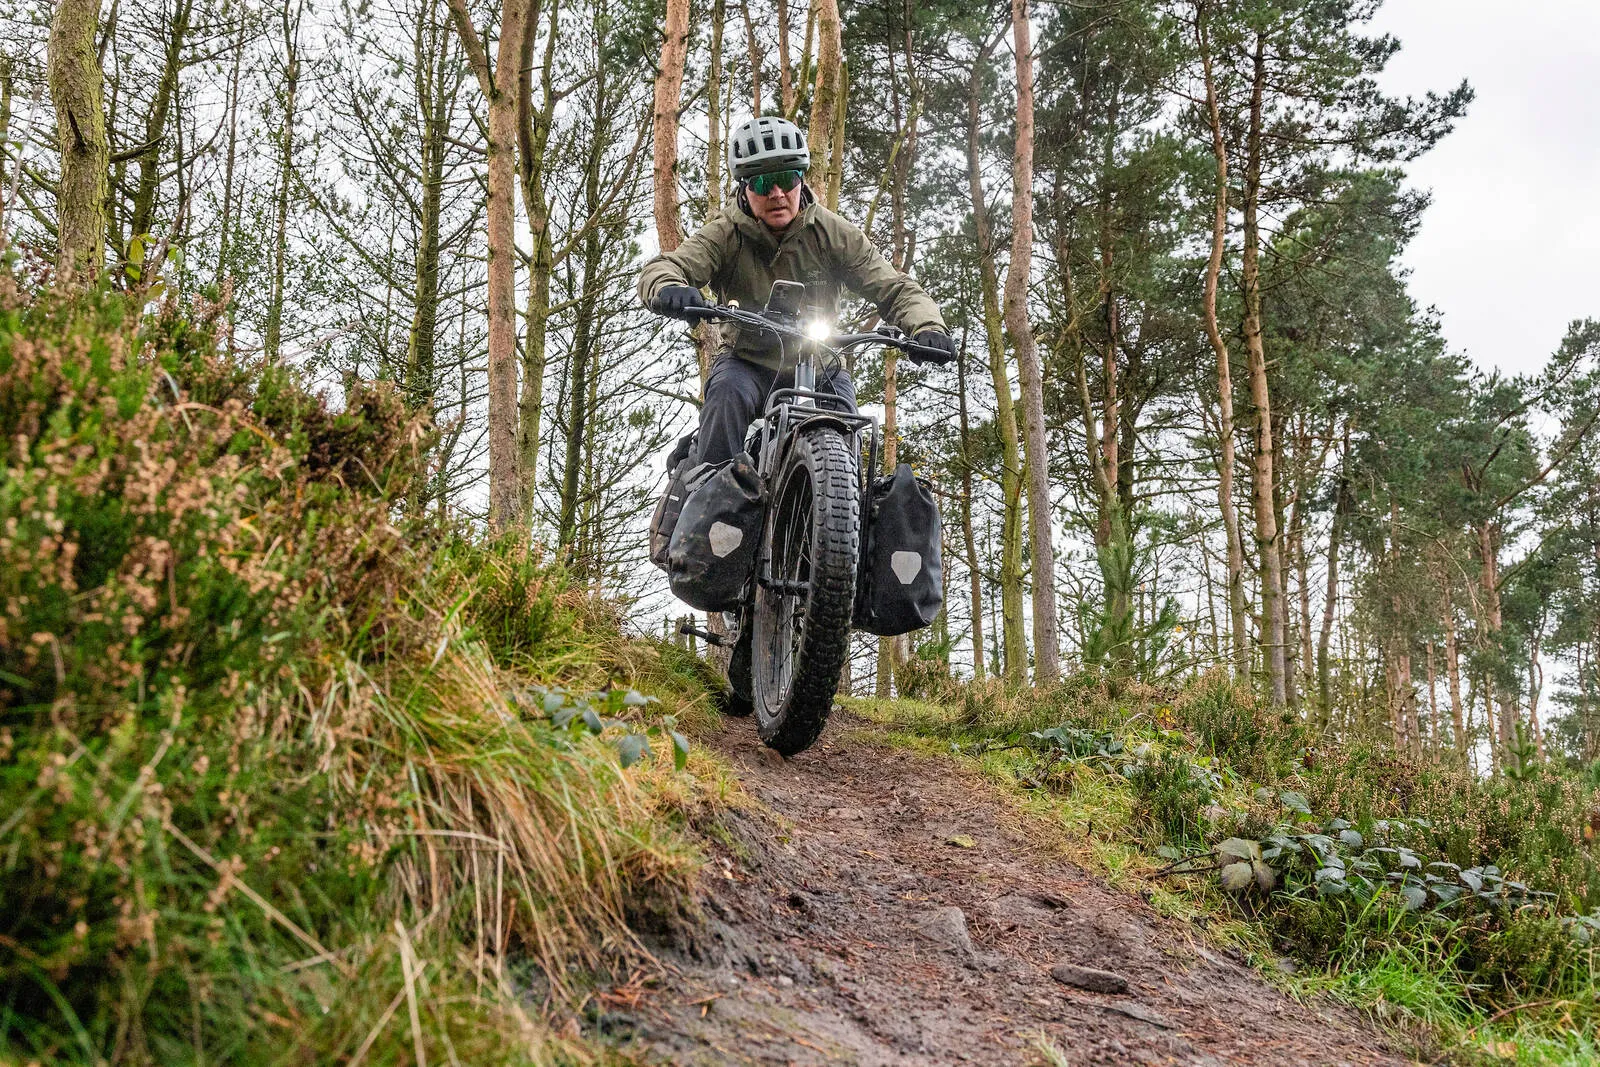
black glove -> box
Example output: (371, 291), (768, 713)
(653, 284), (709, 320)
(910, 329), (958, 364)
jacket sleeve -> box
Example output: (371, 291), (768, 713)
(637, 213), (736, 309)
(836, 223), (947, 336)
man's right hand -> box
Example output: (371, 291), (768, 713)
(652, 285), (709, 320)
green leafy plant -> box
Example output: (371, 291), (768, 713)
(531, 684), (691, 770)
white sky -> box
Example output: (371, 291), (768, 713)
(1366, 0), (1600, 376)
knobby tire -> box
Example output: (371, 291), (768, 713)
(752, 427), (859, 756)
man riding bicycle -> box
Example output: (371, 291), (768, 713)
(638, 115), (956, 468)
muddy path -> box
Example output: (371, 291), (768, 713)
(619, 712), (1406, 1066)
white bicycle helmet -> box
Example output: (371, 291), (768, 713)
(728, 116), (810, 181)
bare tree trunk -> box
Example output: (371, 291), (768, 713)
(965, 32), (1026, 684)
(1317, 427), (1350, 726)
(652, 0), (690, 252)
(823, 60), (845, 209)
(708, 0), (725, 217)
(264, 0), (304, 364)
(1195, 3), (1248, 682)
(407, 5), (452, 417)
(805, 0), (841, 187)
(129, 0), (192, 242)
(1241, 31), (1287, 705)
(739, 0), (760, 115)
(1473, 519), (1509, 761)
(1444, 576), (1465, 760)
(447, 0), (534, 531)
(48, 0), (109, 283)
(518, 9), (561, 517)
(215, 16), (245, 287)
(558, 79), (607, 557)
(777, 0), (795, 117)
(1004, 0), (1058, 685)
(957, 340), (985, 681)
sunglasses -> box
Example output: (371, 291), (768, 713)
(747, 170), (804, 196)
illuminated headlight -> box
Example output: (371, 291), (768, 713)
(804, 318), (832, 342)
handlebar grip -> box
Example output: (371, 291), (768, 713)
(680, 305), (721, 322)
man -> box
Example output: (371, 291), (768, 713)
(638, 115), (956, 468)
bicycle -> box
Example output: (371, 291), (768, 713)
(658, 281), (953, 755)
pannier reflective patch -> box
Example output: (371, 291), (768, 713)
(709, 521), (744, 558)
(891, 550), (922, 585)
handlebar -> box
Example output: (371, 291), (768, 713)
(662, 300), (956, 366)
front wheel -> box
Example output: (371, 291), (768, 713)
(752, 427), (859, 755)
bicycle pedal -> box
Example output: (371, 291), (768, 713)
(677, 622), (730, 648)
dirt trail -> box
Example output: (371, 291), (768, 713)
(620, 712), (1405, 1066)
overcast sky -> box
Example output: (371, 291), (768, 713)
(1366, 0), (1600, 377)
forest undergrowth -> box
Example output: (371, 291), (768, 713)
(0, 283), (731, 1065)
(852, 667), (1600, 1066)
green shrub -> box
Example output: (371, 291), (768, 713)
(1129, 751), (1213, 845)
(0, 284), (699, 1062)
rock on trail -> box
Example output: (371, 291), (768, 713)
(616, 712), (1402, 1065)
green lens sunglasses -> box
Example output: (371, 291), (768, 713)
(747, 170), (804, 196)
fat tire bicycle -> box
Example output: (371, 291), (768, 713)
(658, 285), (952, 755)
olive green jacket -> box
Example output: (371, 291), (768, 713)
(637, 188), (947, 369)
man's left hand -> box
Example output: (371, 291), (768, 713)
(910, 330), (958, 365)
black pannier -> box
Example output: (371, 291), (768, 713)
(854, 463), (943, 636)
(667, 452), (764, 611)
(649, 433), (699, 571)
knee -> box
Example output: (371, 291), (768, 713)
(705, 359), (763, 410)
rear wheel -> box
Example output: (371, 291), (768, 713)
(752, 428), (859, 755)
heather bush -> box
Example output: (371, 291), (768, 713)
(0, 285), (701, 1062)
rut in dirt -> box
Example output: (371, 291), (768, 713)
(609, 712), (1407, 1066)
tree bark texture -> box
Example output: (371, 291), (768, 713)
(777, 0), (795, 117)
(447, 0), (534, 531)
(48, 0), (109, 283)
(1242, 32), (1288, 705)
(264, 0), (303, 364)
(965, 37), (1027, 685)
(1195, 3), (1249, 683)
(652, 0), (690, 253)
(516, 5), (560, 521)
(1004, 0), (1059, 684)
(805, 0), (841, 189)
(129, 0), (192, 242)
(957, 342), (986, 681)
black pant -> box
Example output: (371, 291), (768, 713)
(696, 355), (858, 467)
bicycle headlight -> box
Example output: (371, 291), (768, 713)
(804, 318), (832, 342)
